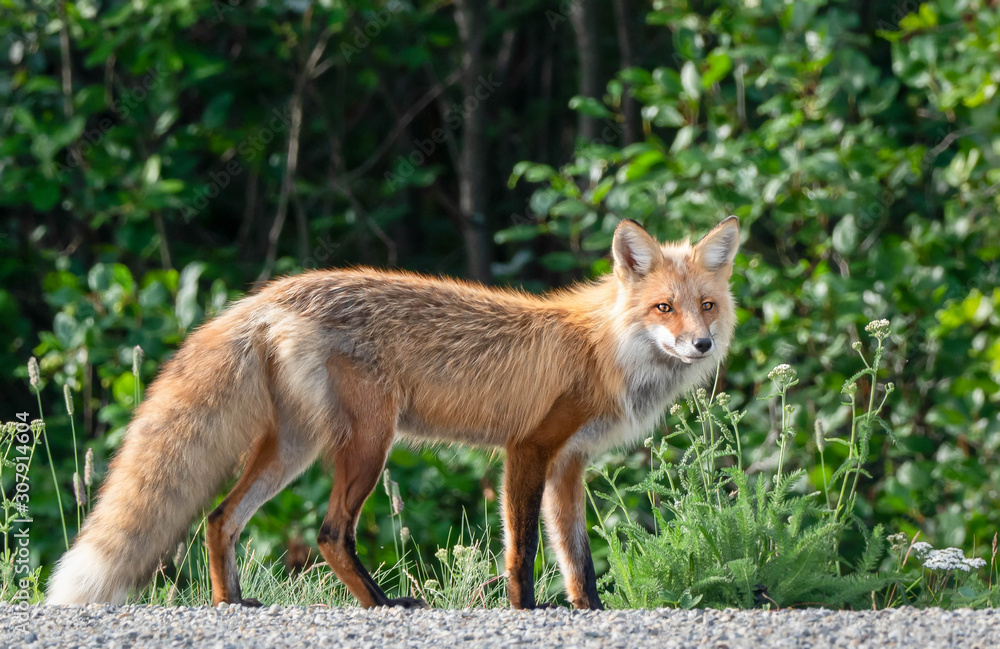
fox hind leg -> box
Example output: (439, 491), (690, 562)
(206, 427), (316, 606)
(316, 358), (425, 609)
(542, 449), (603, 610)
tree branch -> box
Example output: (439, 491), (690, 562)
(257, 27), (334, 284)
(57, 0), (74, 118)
(343, 67), (465, 184)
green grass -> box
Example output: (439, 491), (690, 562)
(132, 515), (559, 608)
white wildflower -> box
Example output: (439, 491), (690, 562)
(669, 403), (683, 417)
(923, 547), (972, 572)
(452, 544), (476, 563)
(910, 541), (933, 558)
(864, 318), (891, 341)
(767, 363), (797, 389)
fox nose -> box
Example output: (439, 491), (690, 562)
(693, 338), (713, 354)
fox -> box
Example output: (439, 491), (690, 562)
(45, 216), (740, 610)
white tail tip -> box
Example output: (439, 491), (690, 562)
(45, 541), (129, 605)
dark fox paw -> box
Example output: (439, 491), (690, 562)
(238, 597), (264, 607)
(386, 596), (428, 609)
(514, 601), (558, 610)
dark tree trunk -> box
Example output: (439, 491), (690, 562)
(454, 0), (492, 283)
(570, 0), (601, 142)
(614, 0), (640, 145)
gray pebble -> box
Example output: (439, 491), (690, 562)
(4, 606), (1000, 648)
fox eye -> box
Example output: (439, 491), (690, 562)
(702, 301), (715, 311)
(656, 303), (672, 313)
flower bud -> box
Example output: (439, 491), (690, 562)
(173, 542), (186, 567)
(132, 345), (144, 377)
(84, 448), (94, 486)
(814, 420), (825, 452)
(63, 384), (74, 415)
(73, 472), (85, 507)
(390, 482), (404, 515)
(28, 357), (40, 389)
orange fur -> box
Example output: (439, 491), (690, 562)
(45, 218), (740, 610)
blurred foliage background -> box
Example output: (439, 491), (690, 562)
(2, 0), (999, 599)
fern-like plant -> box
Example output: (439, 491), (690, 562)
(594, 321), (899, 609)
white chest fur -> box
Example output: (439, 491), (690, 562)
(569, 357), (703, 458)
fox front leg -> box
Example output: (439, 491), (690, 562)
(503, 396), (590, 609)
(542, 450), (603, 610)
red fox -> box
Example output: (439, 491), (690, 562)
(45, 217), (739, 610)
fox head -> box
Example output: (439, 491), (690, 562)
(611, 217), (739, 366)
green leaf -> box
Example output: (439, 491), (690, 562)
(112, 372), (137, 408)
(680, 61), (701, 100)
(176, 262), (206, 331)
(702, 51), (732, 88)
(53, 312), (77, 347)
(569, 95), (612, 119)
(142, 155), (161, 187)
(670, 125), (698, 153)
(494, 224), (540, 244)
(202, 93), (233, 129)
(539, 251), (579, 272)
(88, 264), (113, 292)
(832, 214), (857, 255)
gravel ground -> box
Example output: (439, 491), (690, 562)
(3, 603), (999, 649)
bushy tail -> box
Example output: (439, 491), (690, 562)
(45, 311), (273, 604)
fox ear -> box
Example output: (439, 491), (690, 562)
(613, 220), (662, 280)
(694, 216), (740, 275)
